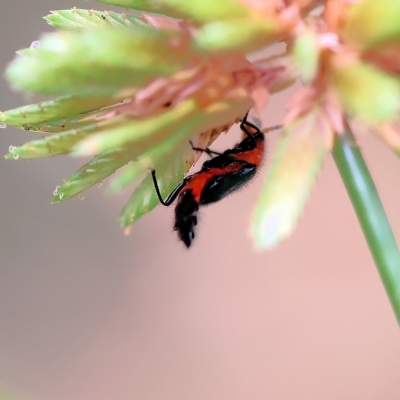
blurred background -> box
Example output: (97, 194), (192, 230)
(1, 1), (400, 399)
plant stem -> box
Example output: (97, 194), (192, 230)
(332, 124), (400, 325)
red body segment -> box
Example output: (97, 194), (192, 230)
(178, 164), (244, 204)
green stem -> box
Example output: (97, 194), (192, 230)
(333, 124), (400, 325)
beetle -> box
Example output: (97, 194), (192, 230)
(152, 111), (264, 247)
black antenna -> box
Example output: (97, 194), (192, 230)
(151, 170), (186, 207)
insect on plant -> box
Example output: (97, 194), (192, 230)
(152, 112), (265, 247)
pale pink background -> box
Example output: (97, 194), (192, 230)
(1, 1), (399, 399)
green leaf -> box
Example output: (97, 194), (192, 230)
(108, 115), (201, 193)
(330, 60), (400, 123)
(5, 114), (103, 134)
(342, 0), (400, 49)
(95, 0), (250, 23)
(5, 116), (127, 159)
(194, 18), (280, 53)
(44, 9), (151, 31)
(52, 146), (141, 202)
(6, 27), (193, 96)
(4, 96), (139, 133)
(0, 93), (129, 128)
(251, 109), (333, 249)
(120, 149), (188, 227)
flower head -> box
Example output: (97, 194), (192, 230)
(2, 0), (400, 248)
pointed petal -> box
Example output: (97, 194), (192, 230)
(6, 113), (116, 134)
(251, 109), (333, 249)
(96, 0), (250, 24)
(120, 150), (188, 227)
(52, 146), (140, 202)
(5, 116), (127, 159)
(0, 93), (128, 128)
(6, 28), (194, 96)
(44, 9), (151, 31)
